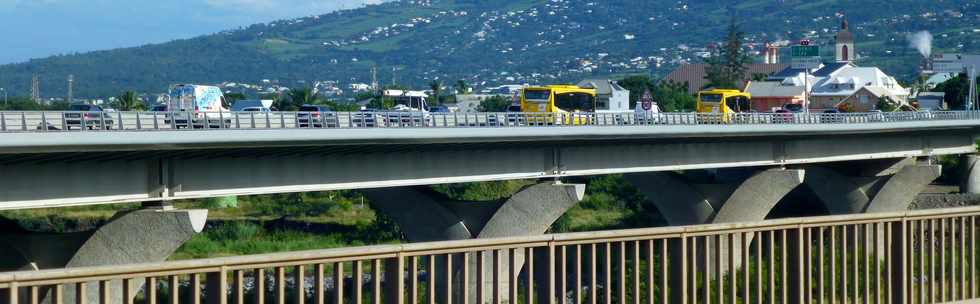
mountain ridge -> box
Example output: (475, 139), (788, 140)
(1, 0), (977, 97)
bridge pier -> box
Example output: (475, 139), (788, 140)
(804, 158), (941, 214)
(363, 182), (585, 304)
(626, 168), (804, 276)
(0, 206), (208, 304)
(960, 154), (980, 194)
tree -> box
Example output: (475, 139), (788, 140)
(455, 80), (469, 95)
(704, 15), (752, 90)
(932, 73), (977, 110)
(113, 91), (143, 111)
(876, 96), (898, 112)
(477, 96), (511, 112)
(224, 92), (247, 108)
(285, 88), (317, 111)
(429, 80), (443, 105)
(616, 75), (697, 112)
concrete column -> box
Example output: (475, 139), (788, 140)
(0, 208), (207, 304)
(625, 168), (805, 226)
(364, 182), (585, 304)
(960, 154), (980, 194)
(626, 168), (804, 275)
(805, 163), (941, 214)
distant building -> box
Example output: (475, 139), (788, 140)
(930, 53), (980, 74)
(577, 79), (630, 112)
(664, 63), (789, 95)
(915, 92), (946, 110)
(809, 66), (909, 111)
(835, 19), (856, 62)
(744, 81), (805, 111)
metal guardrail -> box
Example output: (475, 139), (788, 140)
(0, 110), (976, 132)
(3, 206), (980, 304)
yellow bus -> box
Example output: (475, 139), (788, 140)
(696, 89), (752, 114)
(696, 89), (752, 123)
(520, 85), (597, 125)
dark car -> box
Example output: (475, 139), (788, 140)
(820, 108), (843, 123)
(64, 104), (114, 130)
(430, 105), (451, 113)
(296, 105), (337, 128)
(782, 103), (804, 113)
(772, 109), (794, 124)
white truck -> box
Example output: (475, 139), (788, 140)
(383, 89), (431, 126)
(166, 84), (231, 128)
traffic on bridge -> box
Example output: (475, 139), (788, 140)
(0, 110), (974, 132)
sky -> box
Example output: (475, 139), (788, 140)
(0, 0), (384, 64)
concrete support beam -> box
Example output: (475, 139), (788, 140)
(804, 162), (941, 214)
(960, 154), (980, 194)
(625, 168), (805, 226)
(364, 183), (584, 304)
(0, 209), (207, 304)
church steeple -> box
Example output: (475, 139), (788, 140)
(835, 17), (855, 62)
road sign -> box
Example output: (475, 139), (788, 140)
(791, 45), (819, 57)
(792, 57), (821, 69)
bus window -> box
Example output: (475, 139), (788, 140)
(555, 92), (595, 112)
(727, 96), (751, 112)
(523, 89), (550, 102)
(699, 93), (723, 105)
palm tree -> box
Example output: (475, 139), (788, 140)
(287, 88), (317, 110)
(114, 91), (143, 111)
(455, 80), (469, 95)
(429, 80), (442, 105)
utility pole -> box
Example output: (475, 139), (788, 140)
(67, 74), (74, 104)
(391, 67), (397, 87)
(371, 66), (379, 91)
(0, 88), (6, 107)
(30, 74), (40, 104)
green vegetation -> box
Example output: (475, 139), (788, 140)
(704, 16), (753, 90)
(617, 75), (697, 111)
(113, 91), (143, 111)
(931, 73), (980, 110)
(0, 1), (974, 97)
(477, 95), (513, 112)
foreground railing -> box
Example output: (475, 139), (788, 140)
(3, 206), (980, 304)
(0, 110), (976, 132)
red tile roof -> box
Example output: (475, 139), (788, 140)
(663, 63), (790, 95)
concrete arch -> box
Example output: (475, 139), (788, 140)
(363, 183), (585, 304)
(866, 165), (941, 213)
(804, 164), (941, 215)
(0, 209), (207, 304)
(803, 166), (872, 214)
(625, 169), (805, 226)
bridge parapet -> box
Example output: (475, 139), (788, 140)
(0, 110), (977, 133)
(3, 205), (977, 304)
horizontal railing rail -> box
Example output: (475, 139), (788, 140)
(4, 206), (980, 304)
(0, 110), (977, 133)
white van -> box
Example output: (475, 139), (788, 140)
(167, 84), (231, 128)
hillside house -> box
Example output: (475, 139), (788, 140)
(577, 79), (630, 112)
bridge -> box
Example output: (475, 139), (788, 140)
(2, 110), (980, 304)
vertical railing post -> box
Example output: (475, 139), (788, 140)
(534, 242), (564, 304)
(384, 255), (404, 304)
(890, 219), (909, 304)
(787, 226), (805, 304)
(668, 235), (687, 304)
(207, 267), (228, 304)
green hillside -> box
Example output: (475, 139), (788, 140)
(0, 0), (977, 97)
